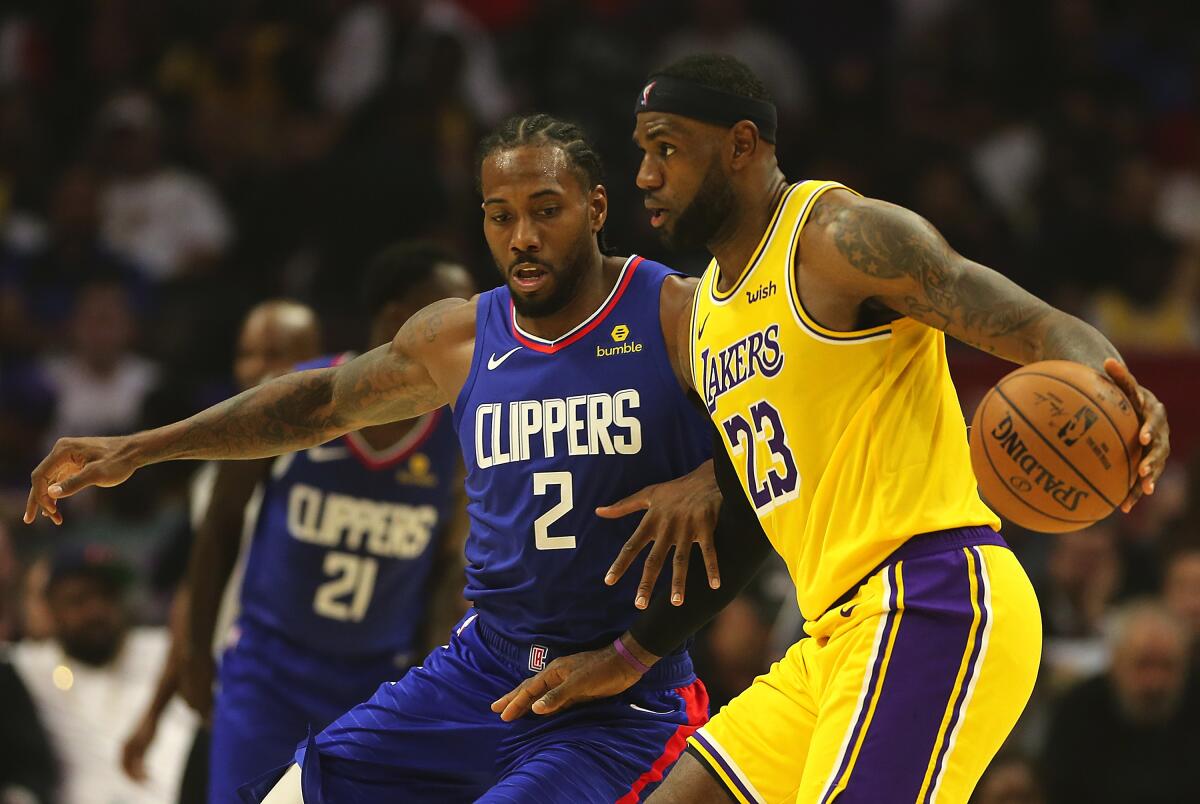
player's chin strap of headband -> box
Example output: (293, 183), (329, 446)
(634, 74), (778, 144)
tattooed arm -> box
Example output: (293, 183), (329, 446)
(802, 190), (1168, 508)
(25, 297), (478, 524)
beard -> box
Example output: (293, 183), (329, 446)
(660, 156), (736, 252)
(60, 627), (124, 666)
(506, 229), (593, 319)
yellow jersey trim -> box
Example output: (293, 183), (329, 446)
(709, 183), (802, 304)
(783, 181), (895, 342)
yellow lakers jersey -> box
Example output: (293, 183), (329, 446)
(690, 180), (1000, 619)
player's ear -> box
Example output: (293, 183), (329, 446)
(729, 121), (760, 171)
(589, 184), (608, 234)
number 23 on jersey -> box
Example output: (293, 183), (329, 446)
(722, 399), (799, 513)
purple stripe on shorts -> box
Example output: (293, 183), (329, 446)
(832, 548), (980, 803)
(923, 546), (989, 803)
(819, 563), (901, 804)
(690, 730), (760, 803)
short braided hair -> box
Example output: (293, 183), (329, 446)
(476, 113), (609, 250)
(476, 114), (605, 192)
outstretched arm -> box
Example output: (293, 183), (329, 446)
(806, 192), (1169, 508)
(26, 297), (476, 524)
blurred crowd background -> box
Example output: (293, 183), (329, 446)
(1, 1), (1199, 802)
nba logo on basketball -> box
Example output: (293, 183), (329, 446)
(528, 644), (548, 672)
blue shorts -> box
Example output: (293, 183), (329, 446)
(210, 620), (411, 803)
(244, 611), (708, 803)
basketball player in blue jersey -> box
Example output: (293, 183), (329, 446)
(25, 115), (775, 802)
(187, 244), (475, 802)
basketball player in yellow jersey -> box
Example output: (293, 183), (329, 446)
(624, 54), (1170, 804)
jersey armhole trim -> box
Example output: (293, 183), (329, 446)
(786, 182), (894, 344)
(688, 271), (704, 391)
(710, 183), (801, 304)
(343, 409), (441, 470)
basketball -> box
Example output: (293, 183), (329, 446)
(969, 360), (1142, 533)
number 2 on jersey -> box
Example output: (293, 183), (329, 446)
(533, 471), (576, 550)
(722, 400), (799, 512)
(313, 551), (378, 621)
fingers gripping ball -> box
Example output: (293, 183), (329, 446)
(969, 361), (1142, 533)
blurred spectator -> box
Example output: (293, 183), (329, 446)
(971, 751), (1045, 804)
(10, 544), (196, 804)
(37, 279), (159, 452)
(0, 647), (57, 804)
(19, 557), (53, 643)
(1163, 547), (1200, 662)
(1086, 155), (1200, 350)
(0, 522), (18, 643)
(96, 91), (232, 282)
(1042, 600), (1200, 804)
(1039, 523), (1121, 689)
(1, 164), (146, 347)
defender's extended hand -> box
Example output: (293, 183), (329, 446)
(490, 639), (651, 722)
(25, 436), (139, 525)
(1103, 358), (1170, 512)
(597, 460), (721, 610)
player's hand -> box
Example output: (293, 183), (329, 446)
(24, 436), (139, 526)
(121, 713), (157, 782)
(490, 636), (653, 721)
(179, 653), (216, 725)
(597, 459), (721, 609)
(1103, 358), (1170, 512)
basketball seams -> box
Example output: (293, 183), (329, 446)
(974, 390), (1095, 527)
(994, 381), (1122, 508)
(1001, 369), (1137, 491)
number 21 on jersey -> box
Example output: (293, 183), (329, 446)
(722, 399), (799, 513)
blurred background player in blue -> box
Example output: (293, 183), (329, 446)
(147, 245), (474, 802)
(203, 244), (473, 801)
(119, 297), (325, 802)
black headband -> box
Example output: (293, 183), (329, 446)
(634, 74), (777, 143)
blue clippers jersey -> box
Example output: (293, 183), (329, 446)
(238, 354), (461, 656)
(454, 256), (711, 646)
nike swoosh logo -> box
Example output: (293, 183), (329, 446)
(306, 445), (349, 462)
(629, 703), (676, 715)
(487, 346), (522, 370)
(839, 605), (856, 618)
(697, 313), (710, 339)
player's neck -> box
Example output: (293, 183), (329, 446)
(710, 172), (788, 291)
(514, 252), (624, 342)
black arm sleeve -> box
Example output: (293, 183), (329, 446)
(628, 423), (773, 657)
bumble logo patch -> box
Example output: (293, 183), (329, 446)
(598, 324), (642, 357)
(396, 453), (438, 487)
